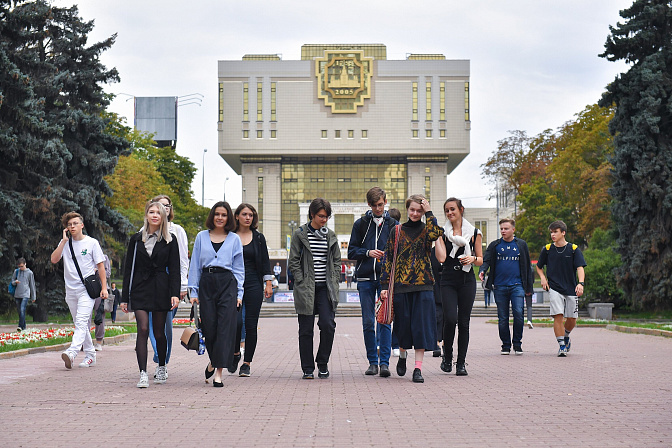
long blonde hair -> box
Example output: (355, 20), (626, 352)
(142, 201), (172, 243)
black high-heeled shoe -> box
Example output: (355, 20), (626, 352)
(205, 363), (215, 379)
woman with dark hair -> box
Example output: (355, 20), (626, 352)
(188, 201), (244, 387)
(120, 202), (180, 388)
(230, 203), (273, 377)
(434, 197), (483, 376)
(380, 194), (443, 383)
(288, 198), (341, 379)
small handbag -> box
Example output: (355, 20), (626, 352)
(181, 303), (202, 351)
(8, 269), (18, 296)
(376, 225), (400, 325)
(69, 239), (102, 299)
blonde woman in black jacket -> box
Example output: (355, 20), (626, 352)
(231, 203), (274, 377)
(121, 202), (180, 388)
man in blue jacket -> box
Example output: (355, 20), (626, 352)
(479, 218), (534, 355)
(348, 187), (398, 377)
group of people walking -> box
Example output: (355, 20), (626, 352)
(47, 185), (586, 387)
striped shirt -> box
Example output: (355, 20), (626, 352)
(307, 230), (329, 282)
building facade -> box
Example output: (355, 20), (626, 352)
(218, 44), (470, 251)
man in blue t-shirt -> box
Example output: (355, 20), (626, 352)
(480, 218), (534, 355)
(536, 220), (586, 357)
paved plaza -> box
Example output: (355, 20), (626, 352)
(1, 316), (671, 447)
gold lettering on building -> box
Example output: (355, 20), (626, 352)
(316, 51), (373, 113)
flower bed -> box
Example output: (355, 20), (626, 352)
(172, 318), (193, 325)
(0, 326), (129, 353)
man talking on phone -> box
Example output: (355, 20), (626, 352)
(51, 212), (108, 369)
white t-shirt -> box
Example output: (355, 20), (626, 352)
(60, 235), (106, 295)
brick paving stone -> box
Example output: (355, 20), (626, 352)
(0, 317), (671, 447)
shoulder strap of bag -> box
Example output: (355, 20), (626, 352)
(68, 238), (87, 287)
(128, 241), (138, 297)
(388, 225), (401, 296)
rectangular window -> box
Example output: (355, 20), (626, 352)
(424, 176), (431, 202)
(270, 130), (277, 139)
(440, 129), (446, 138)
(362, 130), (368, 138)
(258, 177), (264, 233)
(426, 82), (432, 121)
(474, 220), (487, 249)
(335, 130), (341, 139)
(321, 130), (327, 139)
(412, 82), (418, 121)
(465, 82), (470, 121)
(426, 129), (432, 138)
(440, 82), (445, 121)
(218, 83), (224, 122)
(243, 130), (249, 139)
(243, 83), (249, 122)
(257, 130), (263, 139)
(257, 82), (263, 122)
(412, 129), (418, 138)
(348, 130), (354, 139)
(270, 82), (276, 121)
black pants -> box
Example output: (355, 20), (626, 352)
(441, 275), (476, 364)
(235, 280), (264, 363)
(297, 283), (335, 373)
(199, 270), (237, 369)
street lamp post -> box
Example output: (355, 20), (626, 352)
(223, 176), (230, 201)
(201, 149), (207, 206)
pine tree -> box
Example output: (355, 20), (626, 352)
(599, 0), (672, 310)
(0, 1), (131, 318)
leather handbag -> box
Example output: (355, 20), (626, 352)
(181, 303), (201, 351)
(69, 239), (102, 299)
(376, 225), (400, 325)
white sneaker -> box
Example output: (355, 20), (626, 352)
(137, 371), (149, 388)
(61, 352), (75, 369)
(392, 349), (400, 357)
(154, 366), (167, 384)
(94, 342), (103, 351)
(527, 320), (534, 329)
(79, 357), (96, 368)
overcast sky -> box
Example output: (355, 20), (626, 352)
(53, 0), (632, 209)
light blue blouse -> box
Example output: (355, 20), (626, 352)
(188, 230), (245, 299)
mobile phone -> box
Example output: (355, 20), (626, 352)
(66, 230), (71, 238)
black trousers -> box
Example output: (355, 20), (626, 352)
(199, 270), (237, 369)
(441, 274), (476, 364)
(235, 280), (264, 363)
(297, 283), (336, 373)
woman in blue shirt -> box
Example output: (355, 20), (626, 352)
(189, 201), (245, 387)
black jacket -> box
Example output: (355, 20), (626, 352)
(348, 210), (398, 281)
(121, 232), (181, 311)
(245, 229), (273, 286)
(480, 237), (534, 295)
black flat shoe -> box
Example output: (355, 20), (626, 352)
(213, 380), (223, 387)
(396, 357), (407, 377)
(228, 353), (241, 374)
(205, 363), (215, 379)
(412, 368), (424, 383)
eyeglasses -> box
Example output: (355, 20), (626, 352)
(161, 204), (172, 209)
(66, 222), (82, 227)
(315, 214), (330, 220)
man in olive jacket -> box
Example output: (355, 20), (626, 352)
(288, 198), (341, 379)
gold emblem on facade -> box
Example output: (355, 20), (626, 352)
(316, 50), (373, 113)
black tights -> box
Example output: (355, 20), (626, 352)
(135, 310), (167, 372)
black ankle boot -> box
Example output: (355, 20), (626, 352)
(440, 354), (453, 373)
(455, 362), (468, 376)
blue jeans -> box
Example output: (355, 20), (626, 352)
(149, 308), (176, 365)
(358, 280), (391, 366)
(493, 284), (525, 349)
(15, 297), (29, 330)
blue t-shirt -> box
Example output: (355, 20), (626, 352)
(493, 239), (522, 287)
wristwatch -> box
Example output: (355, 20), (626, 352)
(578, 282), (585, 286)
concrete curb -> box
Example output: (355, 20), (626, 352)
(0, 333), (136, 360)
(606, 324), (672, 338)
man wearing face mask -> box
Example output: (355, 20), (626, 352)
(348, 187), (398, 378)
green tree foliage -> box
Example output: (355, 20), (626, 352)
(582, 228), (625, 308)
(0, 1), (131, 317)
(103, 114), (208, 254)
(599, 0), (672, 310)
(482, 104), (615, 257)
